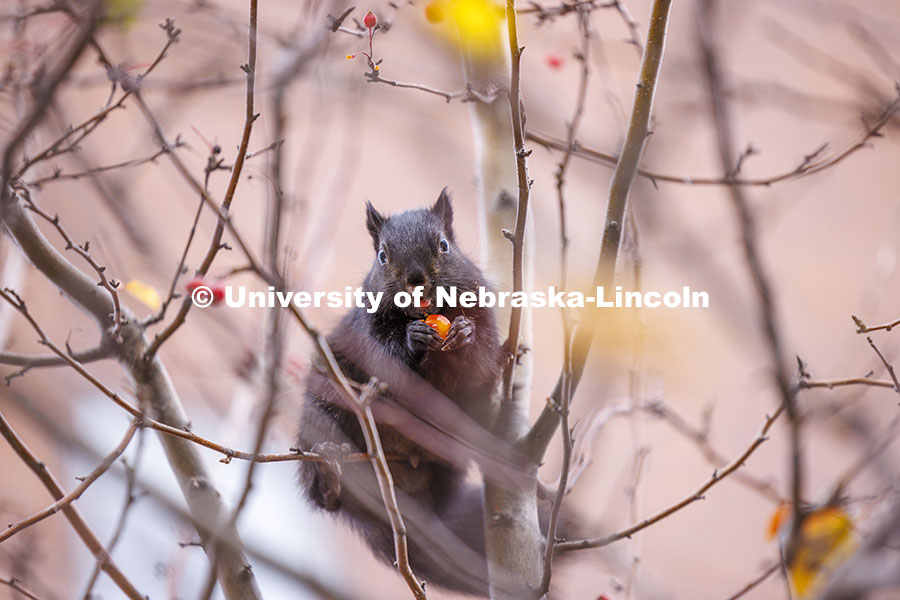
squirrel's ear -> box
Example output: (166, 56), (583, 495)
(431, 187), (454, 239)
(365, 200), (385, 249)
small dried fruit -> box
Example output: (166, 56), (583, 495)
(186, 276), (225, 305)
(211, 285), (226, 304)
(186, 276), (205, 294)
(546, 53), (564, 69)
(364, 10), (377, 29)
(424, 314), (452, 340)
(425, 1), (445, 23)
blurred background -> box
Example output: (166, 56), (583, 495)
(1, 0), (899, 598)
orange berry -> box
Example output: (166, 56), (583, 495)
(425, 1), (445, 23)
(424, 314), (452, 340)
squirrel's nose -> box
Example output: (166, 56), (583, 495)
(405, 269), (426, 288)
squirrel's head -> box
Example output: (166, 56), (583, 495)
(365, 188), (473, 319)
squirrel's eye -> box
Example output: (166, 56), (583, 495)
(377, 247), (388, 265)
(439, 236), (450, 254)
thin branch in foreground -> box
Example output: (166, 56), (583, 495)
(0, 419), (140, 543)
(557, 403), (785, 553)
(697, 0), (803, 554)
(723, 562), (780, 600)
(526, 0), (673, 463)
(0, 577), (44, 600)
(526, 87), (900, 187)
(866, 336), (900, 395)
(499, 0), (533, 406)
(540, 6), (592, 595)
(15, 189), (123, 334)
(80, 428), (147, 600)
(364, 69), (467, 102)
(798, 376), (898, 391)
(0, 412), (145, 600)
(0, 343), (110, 384)
(0, 286), (364, 466)
(12, 17), (182, 180)
(853, 314), (900, 334)
(645, 401), (784, 504)
(285, 299), (427, 599)
(139, 86), (260, 355)
(25, 146), (171, 186)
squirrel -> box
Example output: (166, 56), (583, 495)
(297, 189), (507, 595)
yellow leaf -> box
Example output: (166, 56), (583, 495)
(124, 279), (161, 312)
(775, 506), (859, 599)
(426, 0), (505, 60)
(104, 0), (142, 29)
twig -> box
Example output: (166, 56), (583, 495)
(1, 419), (140, 543)
(80, 427), (146, 600)
(284, 301), (427, 598)
(1, 0), (100, 228)
(0, 412), (145, 600)
(364, 70), (466, 103)
(853, 314), (900, 334)
(723, 562), (780, 600)
(25, 146), (171, 186)
(539, 7), (592, 595)
(17, 189), (124, 334)
(798, 376), (898, 391)
(499, 0), (533, 406)
(141, 5), (260, 360)
(645, 401), (784, 503)
(0, 577), (44, 600)
(866, 336), (900, 395)
(697, 0), (803, 554)
(558, 403), (785, 553)
(0, 287), (365, 466)
(526, 0), (673, 462)
(0, 343), (109, 379)
(521, 0), (642, 53)
(0, 1), (69, 22)
(525, 90), (900, 186)
(13, 18), (182, 179)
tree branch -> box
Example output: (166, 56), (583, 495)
(526, 0), (673, 462)
(0, 411), (145, 600)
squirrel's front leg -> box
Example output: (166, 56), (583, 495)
(441, 316), (474, 352)
(407, 319), (444, 355)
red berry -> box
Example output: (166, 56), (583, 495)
(211, 285), (226, 304)
(546, 53), (564, 69)
(364, 10), (377, 29)
(186, 276), (205, 294)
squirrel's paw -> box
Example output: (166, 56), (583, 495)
(311, 442), (351, 511)
(441, 316), (475, 352)
(407, 319), (444, 353)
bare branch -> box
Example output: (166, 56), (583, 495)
(696, 0), (803, 554)
(0, 577), (45, 600)
(1, 419), (140, 543)
(527, 88), (900, 187)
(558, 403), (784, 553)
(853, 314), (900, 334)
(723, 563), (780, 600)
(526, 0), (673, 462)
(866, 335), (900, 395)
(25, 146), (171, 186)
(0, 411), (145, 600)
